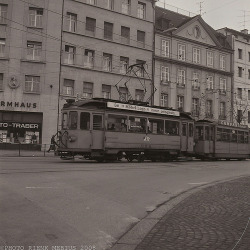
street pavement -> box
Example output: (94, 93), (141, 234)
(112, 176), (250, 250)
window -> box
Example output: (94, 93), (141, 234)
(62, 113), (68, 129)
(0, 4), (7, 24)
(63, 79), (74, 96)
(177, 96), (184, 110)
(104, 22), (113, 40)
(162, 40), (169, 57)
(237, 88), (242, 99)
(102, 84), (111, 99)
(107, 114), (127, 132)
(248, 69), (250, 79)
(219, 102), (226, 119)
(237, 110), (243, 124)
(248, 111), (250, 124)
(128, 116), (146, 133)
(137, 30), (145, 48)
(135, 60), (145, 77)
(249, 52), (250, 62)
(0, 73), (3, 90)
(193, 48), (200, 64)
(64, 45), (75, 64)
(83, 82), (93, 99)
(206, 76), (214, 90)
(106, 0), (114, 10)
(238, 67), (243, 77)
(29, 8), (43, 27)
(119, 87), (128, 102)
(148, 119), (164, 134)
(220, 55), (225, 70)
(93, 115), (103, 130)
(87, 0), (96, 5)
(160, 93), (168, 107)
(192, 98), (199, 116)
(69, 111), (77, 129)
(248, 90), (250, 100)
(103, 53), (112, 71)
(206, 100), (213, 118)
(80, 112), (90, 130)
(121, 26), (130, 44)
(84, 49), (94, 68)
(219, 78), (226, 94)
(165, 120), (179, 135)
(120, 56), (129, 74)
(137, 2), (146, 19)
(192, 72), (200, 89)
(86, 17), (96, 36)
(122, 0), (130, 14)
(161, 66), (169, 83)
(238, 49), (242, 59)
(207, 51), (213, 67)
(65, 13), (77, 32)
(0, 39), (5, 57)
(178, 44), (185, 61)
(177, 69), (185, 86)
(25, 75), (40, 93)
(135, 89), (144, 101)
(27, 41), (42, 60)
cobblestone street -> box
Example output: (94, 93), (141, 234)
(136, 176), (250, 250)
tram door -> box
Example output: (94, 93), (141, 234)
(181, 122), (194, 153)
(91, 114), (104, 150)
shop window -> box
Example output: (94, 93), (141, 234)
(148, 118), (164, 134)
(69, 111), (77, 129)
(93, 115), (103, 130)
(165, 120), (179, 135)
(107, 114), (127, 132)
(128, 116), (146, 133)
(80, 112), (90, 130)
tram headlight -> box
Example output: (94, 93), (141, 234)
(68, 135), (77, 142)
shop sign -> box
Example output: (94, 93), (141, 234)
(0, 101), (37, 109)
(0, 122), (40, 129)
(107, 102), (180, 117)
(218, 120), (248, 129)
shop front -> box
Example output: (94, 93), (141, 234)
(0, 111), (43, 150)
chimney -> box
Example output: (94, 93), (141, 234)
(240, 29), (248, 34)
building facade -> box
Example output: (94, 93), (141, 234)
(217, 28), (250, 127)
(154, 7), (234, 123)
(0, 0), (154, 147)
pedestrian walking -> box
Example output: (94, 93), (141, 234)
(47, 135), (56, 152)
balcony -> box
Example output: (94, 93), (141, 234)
(83, 56), (94, 68)
(63, 52), (75, 65)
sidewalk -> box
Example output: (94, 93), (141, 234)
(112, 176), (250, 250)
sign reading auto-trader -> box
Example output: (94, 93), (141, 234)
(0, 122), (40, 129)
(107, 102), (180, 117)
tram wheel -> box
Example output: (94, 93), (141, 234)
(127, 156), (134, 162)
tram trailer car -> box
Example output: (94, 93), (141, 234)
(57, 99), (194, 162)
(194, 120), (250, 160)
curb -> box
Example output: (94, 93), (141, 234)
(110, 174), (250, 250)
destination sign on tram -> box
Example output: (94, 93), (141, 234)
(107, 102), (180, 117)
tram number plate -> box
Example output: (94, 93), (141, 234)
(144, 136), (150, 142)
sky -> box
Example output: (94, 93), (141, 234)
(156, 0), (250, 31)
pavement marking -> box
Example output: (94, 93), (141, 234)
(188, 182), (208, 185)
(26, 186), (56, 189)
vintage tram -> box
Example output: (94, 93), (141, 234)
(57, 98), (194, 162)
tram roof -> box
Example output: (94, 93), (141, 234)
(63, 98), (193, 120)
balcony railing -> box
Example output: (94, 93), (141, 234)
(83, 56), (94, 68)
(63, 52), (75, 65)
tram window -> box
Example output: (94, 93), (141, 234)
(222, 129), (230, 142)
(107, 114), (127, 132)
(93, 115), (103, 130)
(182, 124), (186, 136)
(210, 127), (214, 140)
(189, 124), (194, 137)
(80, 112), (90, 130)
(165, 121), (179, 135)
(216, 128), (222, 141)
(196, 126), (204, 140)
(231, 130), (237, 142)
(69, 111), (78, 129)
(238, 131), (244, 143)
(148, 119), (164, 134)
(128, 117), (146, 133)
(244, 132), (248, 143)
(205, 126), (209, 140)
(62, 113), (68, 129)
